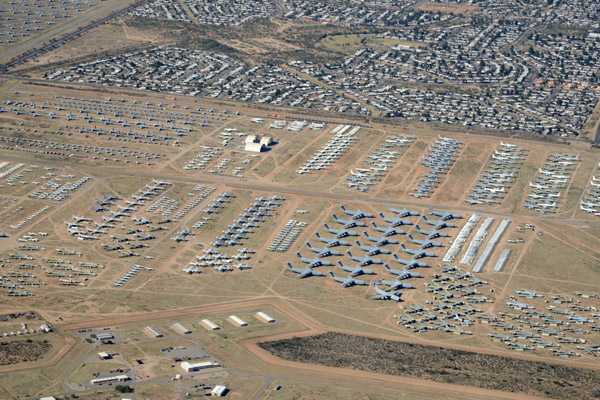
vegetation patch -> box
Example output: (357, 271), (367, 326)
(259, 332), (600, 399)
(0, 339), (52, 365)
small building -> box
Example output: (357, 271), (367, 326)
(90, 374), (130, 385)
(256, 311), (275, 323)
(211, 385), (228, 397)
(40, 397), (56, 400)
(201, 319), (220, 331)
(244, 142), (265, 153)
(97, 352), (111, 360)
(245, 135), (258, 144)
(228, 315), (248, 327)
(259, 136), (273, 146)
(96, 333), (113, 341)
(145, 326), (163, 337)
(180, 361), (220, 372)
(173, 323), (191, 334)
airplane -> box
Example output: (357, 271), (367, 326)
(64, 220), (83, 228)
(96, 199), (113, 206)
(372, 282), (402, 302)
(377, 278), (414, 290)
(392, 254), (428, 269)
(103, 193), (121, 201)
(331, 214), (367, 229)
(346, 250), (383, 266)
(102, 215), (121, 223)
(314, 232), (350, 247)
(171, 235), (187, 243)
(305, 242), (342, 258)
(286, 262), (324, 278)
(407, 234), (442, 248)
(515, 289), (543, 298)
(428, 206), (462, 220)
(361, 231), (399, 246)
(94, 221), (114, 229)
(177, 228), (192, 237)
(384, 264), (422, 279)
(145, 184), (164, 191)
(338, 204), (374, 219)
(91, 205), (108, 212)
(132, 194), (150, 201)
(378, 212), (413, 227)
(72, 215), (90, 223)
(152, 179), (170, 186)
(77, 234), (98, 240)
(400, 243), (434, 259)
(109, 210), (129, 218)
(125, 199), (142, 206)
(420, 216), (455, 229)
(295, 252), (333, 268)
(336, 260), (375, 276)
(86, 227), (106, 235)
(322, 223), (358, 238)
(117, 205), (135, 212)
(67, 228), (86, 235)
(327, 271), (366, 287)
(350, 238), (389, 255)
(369, 221), (405, 237)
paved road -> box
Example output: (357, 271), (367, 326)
(1, 152), (599, 229)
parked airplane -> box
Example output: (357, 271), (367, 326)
(286, 262), (324, 278)
(369, 221), (405, 237)
(336, 260), (375, 277)
(354, 240), (391, 256)
(428, 206), (462, 220)
(420, 216), (455, 229)
(72, 215), (90, 223)
(378, 212), (413, 227)
(314, 232), (350, 247)
(372, 282), (402, 302)
(305, 242), (342, 258)
(346, 250), (383, 266)
(327, 271), (366, 287)
(322, 223), (358, 238)
(400, 243), (435, 259)
(296, 252), (333, 268)
(392, 254), (428, 269)
(331, 214), (367, 229)
(407, 234), (442, 248)
(377, 278), (414, 290)
(361, 231), (399, 246)
(338, 204), (374, 219)
(91, 205), (108, 212)
(384, 264), (422, 279)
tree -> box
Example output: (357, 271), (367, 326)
(115, 385), (133, 393)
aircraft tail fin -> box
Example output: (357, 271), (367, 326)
(285, 262), (293, 269)
(314, 232), (321, 238)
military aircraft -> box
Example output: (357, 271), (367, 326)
(305, 242), (343, 257)
(103, 193), (121, 201)
(152, 179), (170, 186)
(407, 234), (442, 248)
(296, 252), (333, 268)
(361, 231), (399, 246)
(117, 205), (135, 212)
(331, 214), (367, 229)
(322, 223), (358, 238)
(384, 264), (422, 279)
(94, 221), (114, 229)
(338, 205), (374, 220)
(378, 212), (413, 227)
(65, 220), (83, 228)
(428, 206), (462, 220)
(377, 278), (414, 290)
(420, 216), (455, 229)
(354, 240), (391, 256)
(369, 222), (405, 237)
(286, 262), (324, 278)
(392, 254), (428, 269)
(102, 215), (121, 223)
(96, 198), (113, 206)
(109, 210), (129, 218)
(336, 260), (375, 277)
(314, 232), (350, 247)
(91, 205), (108, 212)
(72, 215), (90, 223)
(327, 271), (366, 287)
(399, 243), (435, 259)
(372, 282), (402, 302)
(346, 250), (383, 266)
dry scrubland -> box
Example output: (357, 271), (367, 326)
(260, 332), (600, 399)
(0, 339), (52, 365)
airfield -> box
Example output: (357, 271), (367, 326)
(0, 78), (599, 399)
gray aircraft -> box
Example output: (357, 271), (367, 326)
(420, 215), (455, 229)
(415, 225), (450, 239)
(384, 264), (422, 279)
(314, 232), (350, 247)
(361, 231), (399, 246)
(322, 223), (359, 238)
(336, 260), (375, 277)
(346, 250), (383, 266)
(331, 214), (367, 229)
(369, 222), (405, 237)
(400, 243), (435, 259)
(286, 262), (324, 278)
(377, 278), (414, 290)
(392, 254), (428, 269)
(327, 271), (366, 287)
(378, 212), (413, 227)
(305, 242), (343, 258)
(428, 206), (462, 221)
(354, 240), (391, 256)
(339, 204), (374, 219)
(295, 252), (333, 268)
(407, 234), (442, 249)
(372, 282), (402, 302)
